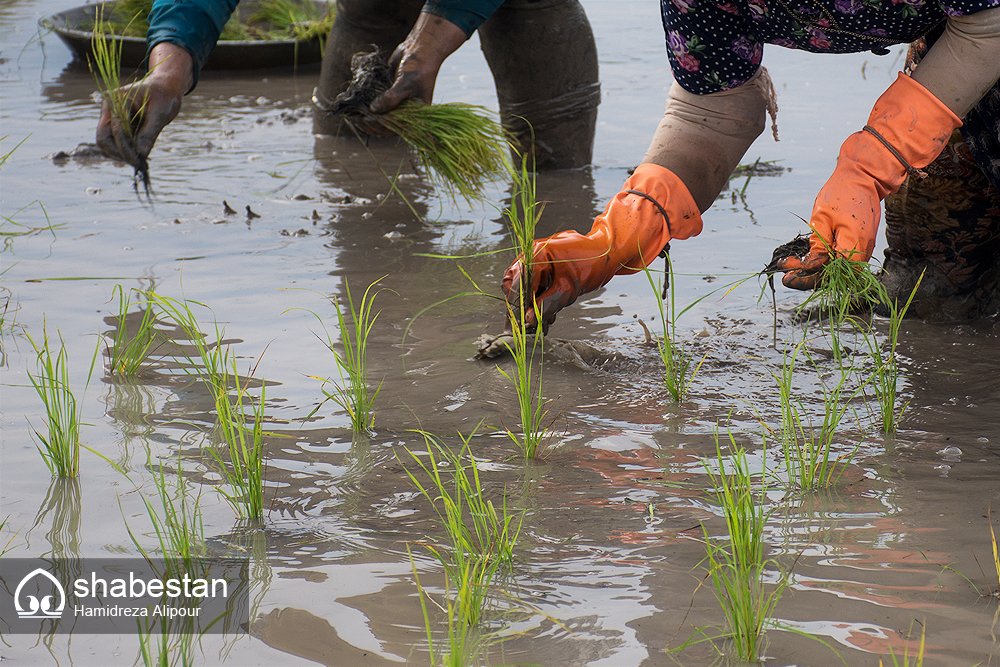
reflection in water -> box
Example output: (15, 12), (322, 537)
(251, 607), (402, 666)
(30, 477), (82, 560)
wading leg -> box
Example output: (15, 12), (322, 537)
(478, 0), (600, 170)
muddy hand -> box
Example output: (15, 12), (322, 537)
(366, 12), (467, 120)
(774, 250), (829, 290)
(96, 43), (191, 168)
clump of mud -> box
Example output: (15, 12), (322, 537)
(328, 50), (392, 116)
(762, 233), (810, 277)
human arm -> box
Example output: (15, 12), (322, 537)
(777, 6), (1000, 290)
(96, 42), (192, 166)
(95, 0), (237, 164)
(368, 12), (468, 114)
(368, 1), (505, 114)
(501, 69), (775, 331)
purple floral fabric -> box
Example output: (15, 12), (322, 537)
(660, 0), (1000, 94)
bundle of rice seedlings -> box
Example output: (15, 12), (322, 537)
(89, 8), (150, 189)
(374, 101), (513, 204)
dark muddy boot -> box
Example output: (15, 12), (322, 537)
(478, 0), (600, 171)
(312, 0), (424, 135)
(880, 130), (1000, 321)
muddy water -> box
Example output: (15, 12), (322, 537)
(3, 1), (1000, 665)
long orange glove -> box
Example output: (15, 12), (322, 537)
(778, 73), (961, 289)
(502, 163), (703, 331)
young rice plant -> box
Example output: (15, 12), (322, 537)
(495, 160), (552, 458)
(674, 432), (784, 661)
(773, 341), (860, 491)
(402, 429), (523, 627)
(27, 326), (98, 477)
(375, 101), (512, 205)
(146, 293), (268, 519)
(859, 272), (923, 434)
(106, 285), (160, 376)
(89, 8), (151, 188)
(307, 277), (385, 433)
(642, 256), (706, 402)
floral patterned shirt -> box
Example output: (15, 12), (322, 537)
(661, 0), (1000, 93)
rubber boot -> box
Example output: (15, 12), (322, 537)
(478, 0), (600, 170)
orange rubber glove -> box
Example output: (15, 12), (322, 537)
(778, 73), (961, 290)
(502, 163), (703, 331)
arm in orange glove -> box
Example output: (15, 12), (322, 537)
(502, 68), (777, 331)
(778, 7), (1000, 290)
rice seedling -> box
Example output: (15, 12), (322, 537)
(879, 621), (926, 667)
(26, 325), (98, 478)
(642, 257), (707, 402)
(504, 155), (542, 301)
(402, 428), (523, 627)
(798, 254), (885, 326)
(145, 293), (229, 392)
(145, 293), (268, 519)
(372, 102), (512, 205)
(307, 277), (385, 434)
(674, 431), (784, 661)
(410, 546), (490, 667)
(772, 341), (860, 491)
(124, 448), (206, 581)
(88, 7), (151, 189)
(205, 356), (268, 521)
(859, 272), (924, 434)
(496, 300), (549, 460)
(495, 160), (551, 458)
(105, 284), (161, 376)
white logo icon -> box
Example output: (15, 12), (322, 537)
(14, 568), (66, 619)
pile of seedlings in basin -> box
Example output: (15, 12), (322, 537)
(331, 50), (513, 204)
(87, 0), (335, 42)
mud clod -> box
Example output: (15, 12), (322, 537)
(328, 51), (391, 116)
(762, 233), (810, 277)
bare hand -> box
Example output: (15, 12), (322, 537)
(96, 42), (193, 167)
(367, 12), (467, 116)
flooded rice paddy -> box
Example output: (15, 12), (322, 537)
(3, 1), (1000, 665)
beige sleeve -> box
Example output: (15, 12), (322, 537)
(911, 6), (1000, 118)
(641, 67), (778, 212)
